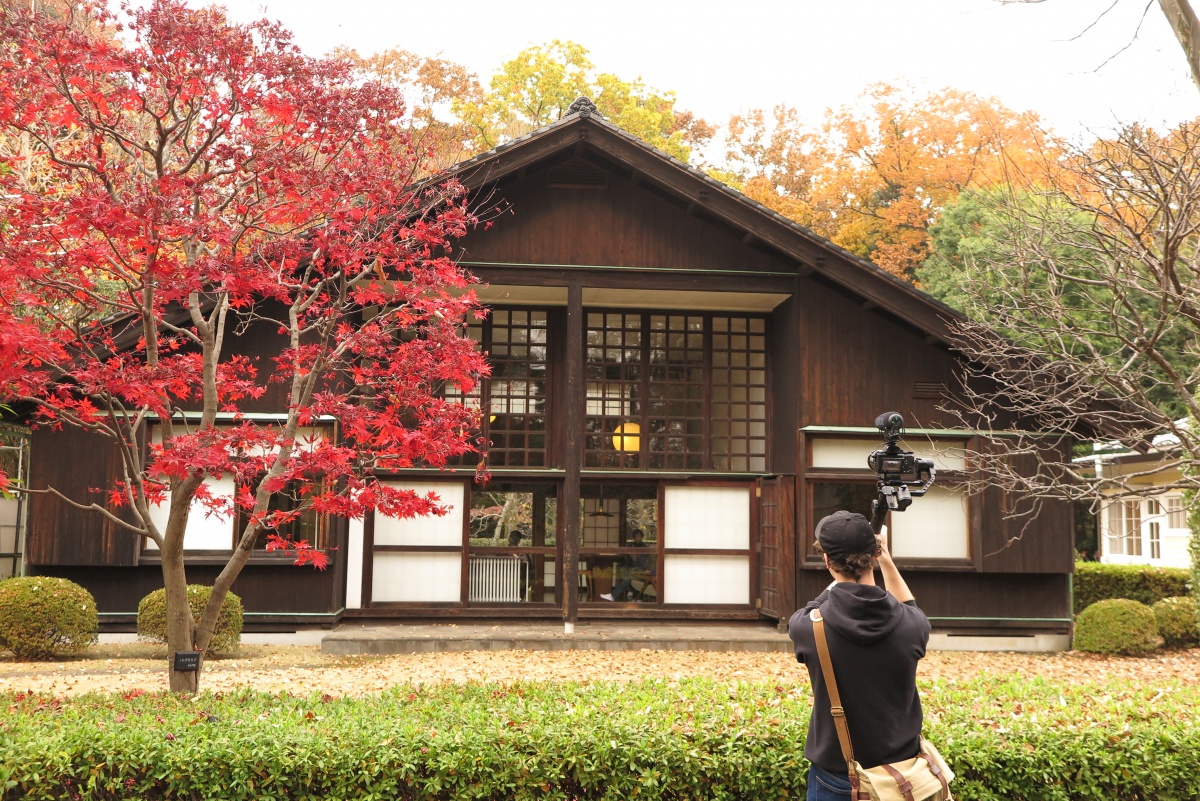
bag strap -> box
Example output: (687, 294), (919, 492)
(918, 743), (951, 799)
(811, 608), (870, 800)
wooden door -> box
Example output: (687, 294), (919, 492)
(757, 476), (796, 622)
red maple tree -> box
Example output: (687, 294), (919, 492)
(0, 1), (487, 691)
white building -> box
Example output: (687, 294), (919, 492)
(1089, 425), (1193, 569)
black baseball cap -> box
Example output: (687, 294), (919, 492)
(815, 511), (876, 559)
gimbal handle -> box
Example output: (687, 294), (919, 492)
(869, 496), (888, 535)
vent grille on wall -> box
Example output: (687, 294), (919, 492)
(913, 381), (948, 399)
(547, 159), (609, 189)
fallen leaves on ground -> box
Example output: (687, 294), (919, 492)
(0, 643), (1196, 697)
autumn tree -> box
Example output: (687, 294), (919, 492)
(0, 0), (117, 192)
(0, 0), (486, 691)
(336, 47), (484, 173)
(454, 40), (714, 162)
(723, 84), (1055, 280)
(723, 105), (831, 233)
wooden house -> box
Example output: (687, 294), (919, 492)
(23, 99), (1076, 648)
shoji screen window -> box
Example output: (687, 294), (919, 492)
(660, 484), (752, 605)
(584, 312), (768, 473)
(370, 481), (464, 603)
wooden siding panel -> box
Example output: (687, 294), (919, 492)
(978, 446), (1075, 574)
(37, 562), (340, 615)
(797, 280), (961, 429)
(768, 294), (801, 473)
(27, 427), (139, 566)
(460, 170), (796, 275)
(796, 569), (1071, 625)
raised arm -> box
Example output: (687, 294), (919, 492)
(876, 529), (915, 604)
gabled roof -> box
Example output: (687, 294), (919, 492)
(435, 99), (963, 346)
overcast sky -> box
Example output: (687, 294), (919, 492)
(183, 0), (1200, 141)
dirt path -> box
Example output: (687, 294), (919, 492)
(1, 644), (1197, 697)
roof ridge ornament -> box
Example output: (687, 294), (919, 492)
(566, 96), (601, 118)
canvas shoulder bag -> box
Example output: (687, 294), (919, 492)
(810, 609), (954, 801)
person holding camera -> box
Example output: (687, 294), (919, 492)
(787, 510), (931, 801)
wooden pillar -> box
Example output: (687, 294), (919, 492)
(562, 281), (583, 628)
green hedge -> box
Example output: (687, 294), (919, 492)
(1073, 562), (1191, 615)
(1, 677), (1199, 800)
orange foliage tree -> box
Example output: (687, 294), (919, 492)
(336, 47), (485, 173)
(725, 84), (1058, 280)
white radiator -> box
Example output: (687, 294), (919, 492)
(468, 555), (528, 602)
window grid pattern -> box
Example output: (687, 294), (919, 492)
(486, 310), (549, 467)
(1111, 499), (1143, 556)
(1166, 495), (1186, 528)
(584, 313), (642, 469)
(1146, 500), (1162, 560)
(439, 319), (483, 469)
(711, 317), (768, 472)
(584, 312), (768, 472)
(647, 315), (705, 471)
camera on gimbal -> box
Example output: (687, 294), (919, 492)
(866, 412), (936, 518)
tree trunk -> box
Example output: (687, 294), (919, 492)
(160, 487), (202, 694)
(161, 549), (200, 694)
(1158, 0), (1200, 92)
(1189, 403), (1200, 635)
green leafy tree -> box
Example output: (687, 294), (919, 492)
(922, 183), (1195, 420)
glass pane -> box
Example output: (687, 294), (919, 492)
(811, 482), (878, 531)
(468, 485), (557, 547)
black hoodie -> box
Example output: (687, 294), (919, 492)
(787, 582), (930, 773)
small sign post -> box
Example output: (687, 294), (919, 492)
(173, 651), (201, 672)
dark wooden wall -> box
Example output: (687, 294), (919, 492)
(459, 163), (795, 275)
(27, 427), (140, 566)
(795, 569), (1071, 630)
(795, 278), (961, 430)
(768, 293), (801, 474)
(38, 562), (341, 617)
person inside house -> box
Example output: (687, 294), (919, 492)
(601, 528), (653, 602)
(787, 510), (931, 801)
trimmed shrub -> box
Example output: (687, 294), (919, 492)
(0, 576), (98, 660)
(1073, 561), (1190, 614)
(1153, 595), (1199, 648)
(1073, 598), (1161, 654)
(4, 679), (1200, 800)
(137, 585), (243, 654)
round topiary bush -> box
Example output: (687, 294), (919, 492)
(1074, 598), (1161, 655)
(0, 576), (98, 660)
(1152, 595), (1199, 649)
(137, 585), (243, 654)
